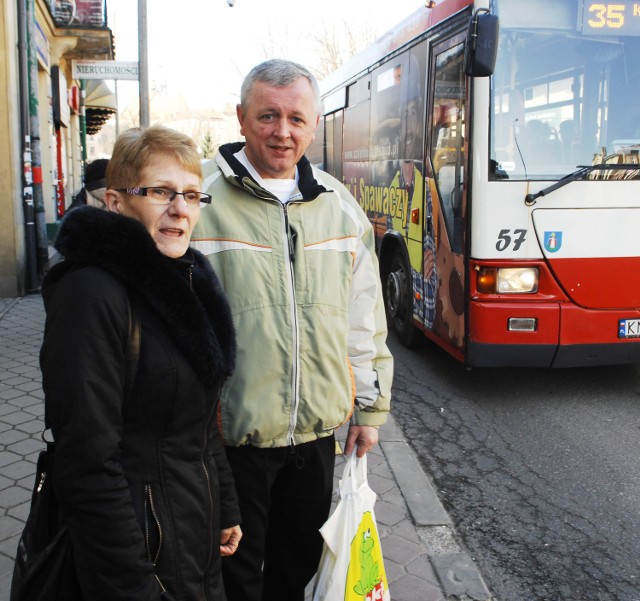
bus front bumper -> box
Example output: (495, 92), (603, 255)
(467, 301), (640, 368)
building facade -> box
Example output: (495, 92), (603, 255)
(0, 0), (113, 297)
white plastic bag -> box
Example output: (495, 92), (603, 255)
(312, 451), (390, 601)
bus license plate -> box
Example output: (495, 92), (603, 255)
(618, 319), (640, 338)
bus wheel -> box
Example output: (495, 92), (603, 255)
(385, 248), (420, 347)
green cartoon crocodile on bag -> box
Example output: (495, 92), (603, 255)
(353, 528), (381, 597)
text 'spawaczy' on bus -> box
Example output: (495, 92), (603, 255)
(311, 0), (640, 368)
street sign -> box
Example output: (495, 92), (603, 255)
(72, 60), (139, 81)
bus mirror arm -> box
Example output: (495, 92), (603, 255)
(524, 164), (640, 206)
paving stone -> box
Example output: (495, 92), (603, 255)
(385, 518), (423, 546)
(0, 552), (15, 581)
(0, 360), (22, 371)
(390, 573), (445, 601)
(405, 552), (438, 580)
(7, 437), (42, 457)
(380, 532), (424, 565)
(22, 404), (45, 419)
(13, 381), (42, 393)
(7, 501), (31, 523)
(0, 461), (34, 481)
(431, 552), (491, 601)
(14, 419), (44, 435)
(0, 485), (31, 509)
(0, 390), (24, 402)
(10, 396), (44, 410)
(0, 514), (24, 541)
(374, 498), (408, 527)
(0, 533), (20, 560)
(382, 554), (404, 583)
(16, 473), (36, 490)
(369, 472), (397, 494)
(1, 377), (29, 387)
(0, 452), (21, 469)
(0, 430), (29, 447)
(0, 413), (33, 427)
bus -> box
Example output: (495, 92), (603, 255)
(311, 0), (640, 368)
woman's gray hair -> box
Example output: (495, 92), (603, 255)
(240, 59), (321, 115)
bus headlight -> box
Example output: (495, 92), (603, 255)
(498, 268), (538, 293)
(477, 267), (539, 294)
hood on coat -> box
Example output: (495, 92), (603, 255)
(47, 205), (235, 386)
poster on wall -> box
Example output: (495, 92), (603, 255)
(51, 0), (106, 28)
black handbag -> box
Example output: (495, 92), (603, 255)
(10, 303), (141, 601)
(10, 442), (80, 601)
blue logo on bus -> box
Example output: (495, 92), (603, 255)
(544, 231), (562, 253)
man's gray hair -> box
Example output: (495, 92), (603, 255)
(240, 59), (321, 115)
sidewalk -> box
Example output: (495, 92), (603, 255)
(0, 293), (493, 601)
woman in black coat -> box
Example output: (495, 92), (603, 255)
(39, 125), (241, 600)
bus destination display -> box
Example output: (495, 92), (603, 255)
(582, 2), (640, 35)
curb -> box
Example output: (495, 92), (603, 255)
(379, 417), (451, 526)
(379, 415), (493, 600)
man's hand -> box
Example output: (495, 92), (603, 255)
(344, 425), (379, 457)
(220, 525), (242, 557)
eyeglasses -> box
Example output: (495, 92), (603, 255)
(118, 186), (212, 208)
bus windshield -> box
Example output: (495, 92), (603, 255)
(490, 0), (640, 180)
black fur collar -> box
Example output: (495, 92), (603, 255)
(50, 206), (235, 386)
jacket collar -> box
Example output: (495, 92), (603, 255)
(48, 206), (235, 386)
(217, 142), (328, 201)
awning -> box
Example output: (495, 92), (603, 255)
(84, 79), (117, 134)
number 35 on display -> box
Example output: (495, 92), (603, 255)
(587, 3), (624, 29)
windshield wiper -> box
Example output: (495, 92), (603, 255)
(524, 163), (640, 205)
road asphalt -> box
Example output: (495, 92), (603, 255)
(0, 293), (493, 600)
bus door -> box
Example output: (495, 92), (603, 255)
(399, 44), (431, 336)
(374, 48), (435, 348)
(426, 31), (468, 355)
(324, 111), (344, 183)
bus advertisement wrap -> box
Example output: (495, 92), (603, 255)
(318, 0), (640, 368)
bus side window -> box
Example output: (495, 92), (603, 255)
(429, 41), (467, 254)
(370, 59), (406, 162)
(325, 113), (335, 175)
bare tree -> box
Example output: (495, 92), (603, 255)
(201, 131), (216, 159)
(311, 19), (377, 80)
(246, 18), (378, 82)
(311, 26), (343, 79)
(257, 23), (306, 61)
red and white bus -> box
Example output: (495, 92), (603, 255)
(311, 0), (640, 367)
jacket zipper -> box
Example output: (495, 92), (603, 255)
(201, 383), (221, 599)
(144, 484), (166, 593)
(240, 178), (312, 446)
(282, 203), (301, 446)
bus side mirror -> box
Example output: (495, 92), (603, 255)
(464, 9), (499, 77)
